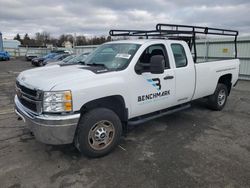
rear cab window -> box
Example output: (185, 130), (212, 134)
(171, 43), (188, 68)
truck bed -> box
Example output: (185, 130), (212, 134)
(193, 59), (240, 100)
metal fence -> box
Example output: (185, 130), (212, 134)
(3, 47), (50, 57)
(196, 36), (250, 80)
(4, 45), (99, 57)
(74, 45), (98, 54)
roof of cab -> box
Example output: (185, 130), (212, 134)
(106, 39), (184, 45)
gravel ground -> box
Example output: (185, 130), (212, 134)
(0, 58), (249, 188)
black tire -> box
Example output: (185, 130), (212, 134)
(75, 108), (122, 157)
(38, 61), (43, 66)
(207, 83), (228, 111)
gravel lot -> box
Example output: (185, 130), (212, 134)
(0, 58), (250, 188)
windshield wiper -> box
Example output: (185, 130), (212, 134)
(86, 63), (108, 69)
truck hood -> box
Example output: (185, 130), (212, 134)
(17, 65), (97, 91)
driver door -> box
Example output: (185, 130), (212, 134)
(130, 44), (176, 118)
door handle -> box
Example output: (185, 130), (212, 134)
(164, 75), (174, 80)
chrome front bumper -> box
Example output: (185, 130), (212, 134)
(14, 95), (80, 145)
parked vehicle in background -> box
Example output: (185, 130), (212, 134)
(31, 50), (72, 66)
(31, 53), (58, 66)
(25, 49), (43, 61)
(15, 24), (240, 157)
(26, 53), (38, 61)
(52, 49), (73, 54)
(61, 54), (76, 63)
(0, 51), (10, 61)
(45, 52), (90, 66)
(43, 53), (70, 65)
(64, 52), (90, 64)
(45, 54), (76, 66)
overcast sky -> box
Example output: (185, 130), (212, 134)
(0, 0), (249, 39)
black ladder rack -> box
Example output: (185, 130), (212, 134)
(109, 23), (239, 63)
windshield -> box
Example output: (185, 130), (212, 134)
(66, 53), (89, 64)
(62, 55), (76, 62)
(83, 43), (141, 70)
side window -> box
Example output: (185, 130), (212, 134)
(171, 44), (188, 68)
(138, 44), (170, 69)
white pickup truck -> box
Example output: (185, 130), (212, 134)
(15, 24), (240, 157)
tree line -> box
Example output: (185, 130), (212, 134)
(14, 32), (112, 47)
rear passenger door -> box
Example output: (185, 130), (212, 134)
(170, 42), (195, 104)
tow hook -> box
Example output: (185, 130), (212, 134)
(15, 109), (26, 123)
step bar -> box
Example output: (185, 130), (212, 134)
(128, 103), (191, 126)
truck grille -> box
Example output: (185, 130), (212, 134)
(16, 81), (42, 114)
(18, 97), (37, 112)
(16, 81), (37, 97)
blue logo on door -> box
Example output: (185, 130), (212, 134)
(147, 78), (161, 91)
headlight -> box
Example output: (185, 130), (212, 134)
(43, 91), (72, 113)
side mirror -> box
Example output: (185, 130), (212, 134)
(150, 55), (165, 74)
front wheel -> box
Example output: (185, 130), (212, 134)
(38, 61), (44, 66)
(75, 108), (122, 157)
(207, 83), (228, 111)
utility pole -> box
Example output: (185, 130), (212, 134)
(73, 33), (76, 53)
(0, 32), (3, 51)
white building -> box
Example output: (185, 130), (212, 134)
(3, 39), (21, 49)
(62, 41), (73, 48)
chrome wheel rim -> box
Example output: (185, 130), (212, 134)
(88, 120), (115, 150)
(218, 89), (226, 106)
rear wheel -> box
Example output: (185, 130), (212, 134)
(207, 83), (228, 111)
(75, 108), (122, 157)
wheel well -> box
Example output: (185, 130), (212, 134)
(80, 95), (128, 123)
(218, 74), (232, 95)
